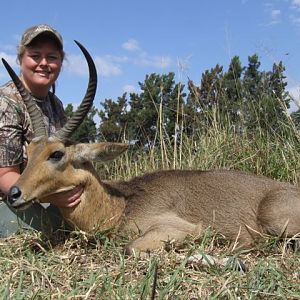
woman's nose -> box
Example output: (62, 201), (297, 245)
(39, 57), (48, 66)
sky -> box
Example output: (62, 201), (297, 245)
(1, 0), (300, 111)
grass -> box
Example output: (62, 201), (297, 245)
(1, 92), (300, 299)
(0, 229), (299, 299)
(2, 128), (300, 299)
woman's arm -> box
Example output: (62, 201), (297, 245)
(0, 90), (81, 208)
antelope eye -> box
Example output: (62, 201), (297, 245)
(48, 150), (64, 162)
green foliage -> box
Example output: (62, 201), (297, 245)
(67, 53), (296, 149)
(187, 55), (293, 138)
(129, 72), (185, 146)
(243, 54), (261, 96)
(97, 72), (186, 147)
(291, 110), (300, 129)
(243, 61), (292, 135)
(186, 64), (224, 133)
(65, 103), (98, 142)
(98, 94), (128, 142)
(222, 55), (244, 125)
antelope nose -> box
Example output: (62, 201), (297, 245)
(8, 186), (22, 205)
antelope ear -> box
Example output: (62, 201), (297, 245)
(75, 142), (128, 162)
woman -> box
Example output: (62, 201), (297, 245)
(0, 24), (82, 237)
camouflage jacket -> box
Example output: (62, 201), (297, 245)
(0, 80), (67, 198)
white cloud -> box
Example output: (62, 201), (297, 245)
(266, 9), (281, 25)
(122, 84), (137, 93)
(271, 9), (281, 18)
(292, 0), (300, 8)
(0, 52), (18, 79)
(0, 52), (18, 67)
(122, 39), (140, 51)
(65, 54), (123, 77)
(121, 38), (172, 69)
(105, 55), (128, 63)
(95, 56), (123, 77)
(64, 37), (172, 78)
(293, 16), (300, 23)
(64, 54), (87, 76)
(261, 3), (282, 26)
(134, 52), (172, 69)
(289, 0), (300, 26)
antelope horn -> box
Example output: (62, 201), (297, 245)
(53, 40), (97, 140)
(1, 58), (48, 138)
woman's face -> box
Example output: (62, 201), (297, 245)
(20, 40), (63, 97)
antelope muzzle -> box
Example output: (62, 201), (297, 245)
(8, 186), (33, 210)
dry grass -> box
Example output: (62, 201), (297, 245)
(2, 127), (300, 299)
(0, 229), (299, 299)
(2, 103), (300, 299)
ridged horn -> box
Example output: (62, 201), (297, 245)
(1, 58), (48, 138)
(53, 40), (97, 140)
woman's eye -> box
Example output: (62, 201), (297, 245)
(47, 55), (59, 61)
(30, 55), (40, 60)
(48, 151), (64, 162)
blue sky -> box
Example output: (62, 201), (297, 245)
(1, 0), (300, 111)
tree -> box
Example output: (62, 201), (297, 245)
(164, 81), (186, 141)
(98, 93), (128, 142)
(127, 74), (161, 146)
(65, 103), (97, 142)
(128, 72), (184, 146)
(96, 55), (293, 143)
(261, 61), (291, 133)
(186, 64), (224, 133)
(268, 61), (290, 110)
(242, 54), (263, 130)
(243, 54), (262, 96)
(291, 110), (300, 130)
(222, 55), (244, 126)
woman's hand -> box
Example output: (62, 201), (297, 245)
(42, 185), (83, 208)
(0, 166), (21, 195)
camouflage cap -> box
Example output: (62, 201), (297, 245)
(20, 24), (63, 49)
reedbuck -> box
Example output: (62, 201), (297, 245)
(2, 44), (300, 255)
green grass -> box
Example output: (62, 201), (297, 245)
(1, 95), (300, 299)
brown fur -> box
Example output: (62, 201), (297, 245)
(10, 139), (300, 254)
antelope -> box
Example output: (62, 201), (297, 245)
(2, 46), (300, 255)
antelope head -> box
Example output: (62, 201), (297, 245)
(8, 138), (128, 210)
(1, 41), (127, 210)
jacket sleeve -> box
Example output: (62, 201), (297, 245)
(0, 95), (26, 167)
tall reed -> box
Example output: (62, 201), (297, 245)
(97, 83), (300, 185)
